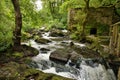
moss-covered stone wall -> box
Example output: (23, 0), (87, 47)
(68, 6), (120, 36)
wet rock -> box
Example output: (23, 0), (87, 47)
(50, 48), (81, 65)
(69, 51), (82, 63)
(49, 28), (67, 37)
(109, 61), (120, 78)
(49, 31), (65, 37)
(36, 31), (42, 37)
(50, 44), (101, 66)
(25, 28), (39, 38)
(0, 62), (28, 79)
(40, 48), (50, 54)
(55, 64), (79, 74)
(73, 46), (101, 58)
(35, 38), (51, 44)
(40, 48), (50, 52)
(28, 61), (39, 68)
(36, 60), (51, 70)
(0, 61), (73, 80)
(50, 48), (74, 64)
(22, 45), (39, 57)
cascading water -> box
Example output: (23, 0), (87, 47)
(23, 30), (116, 80)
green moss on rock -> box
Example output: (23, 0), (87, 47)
(0, 62), (73, 80)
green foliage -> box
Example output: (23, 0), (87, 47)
(21, 31), (32, 41)
(101, 0), (116, 6)
(0, 0), (14, 51)
(86, 36), (100, 51)
(90, 0), (102, 7)
(0, 0), (119, 51)
(70, 31), (80, 40)
(60, 0), (85, 13)
(20, 0), (40, 30)
(0, 0), (41, 51)
(45, 19), (66, 30)
(74, 10), (87, 24)
(97, 23), (109, 35)
(40, 0), (68, 30)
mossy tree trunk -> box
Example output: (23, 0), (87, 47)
(81, 16), (87, 38)
(11, 0), (22, 51)
(81, 0), (90, 39)
(84, 0), (90, 10)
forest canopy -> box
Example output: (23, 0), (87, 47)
(0, 0), (120, 52)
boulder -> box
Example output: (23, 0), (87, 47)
(49, 28), (67, 37)
(0, 62), (73, 80)
(73, 46), (101, 58)
(40, 48), (50, 53)
(21, 45), (39, 57)
(49, 47), (83, 65)
(36, 31), (42, 37)
(50, 48), (74, 64)
(50, 43), (101, 66)
(40, 48), (50, 52)
(35, 38), (51, 44)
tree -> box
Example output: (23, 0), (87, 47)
(11, 0), (22, 51)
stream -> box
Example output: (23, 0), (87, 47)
(23, 30), (116, 80)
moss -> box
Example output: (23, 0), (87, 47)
(0, 61), (73, 80)
(52, 76), (73, 80)
(35, 37), (51, 44)
(86, 36), (100, 50)
(12, 52), (24, 58)
(98, 36), (110, 45)
(23, 69), (73, 80)
(21, 31), (32, 41)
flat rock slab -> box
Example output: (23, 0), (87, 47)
(50, 45), (101, 65)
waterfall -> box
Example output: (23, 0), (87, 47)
(22, 30), (116, 80)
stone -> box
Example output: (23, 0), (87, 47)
(50, 48), (74, 64)
(40, 48), (50, 52)
(49, 28), (67, 37)
(22, 45), (39, 57)
(0, 61), (73, 80)
(35, 38), (51, 44)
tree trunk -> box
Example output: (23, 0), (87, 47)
(11, 0), (22, 51)
(80, 0), (90, 40)
(84, 0), (90, 11)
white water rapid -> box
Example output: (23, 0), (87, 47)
(22, 31), (116, 80)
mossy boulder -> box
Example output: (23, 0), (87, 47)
(21, 45), (39, 56)
(50, 44), (101, 65)
(35, 37), (51, 44)
(0, 62), (73, 80)
(0, 45), (39, 64)
(22, 31), (33, 41)
(49, 28), (67, 37)
(83, 36), (100, 51)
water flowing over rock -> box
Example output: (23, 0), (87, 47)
(23, 29), (116, 80)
